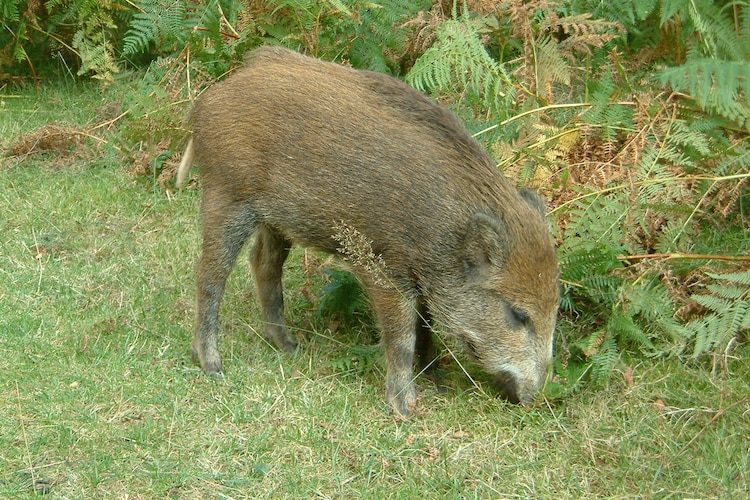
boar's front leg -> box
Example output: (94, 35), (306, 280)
(193, 198), (258, 376)
(367, 282), (419, 417)
(250, 224), (298, 352)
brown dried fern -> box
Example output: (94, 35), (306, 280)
(6, 123), (87, 158)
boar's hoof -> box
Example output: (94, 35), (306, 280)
(387, 384), (417, 418)
(276, 336), (298, 353)
(192, 349), (224, 378)
(265, 327), (298, 353)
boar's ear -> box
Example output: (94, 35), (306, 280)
(519, 188), (547, 217)
(464, 213), (511, 272)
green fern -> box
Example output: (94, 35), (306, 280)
(0, 0), (21, 22)
(583, 68), (634, 142)
(260, 0), (427, 73)
(406, 13), (515, 121)
(687, 270), (750, 358)
(656, 0), (750, 131)
(346, 0), (429, 73)
(317, 267), (370, 324)
(560, 191), (629, 247)
(620, 277), (690, 353)
(589, 336), (619, 386)
(535, 35), (571, 88)
(564, 0), (657, 31)
(43, 0), (127, 80)
(658, 59), (750, 131)
(327, 344), (381, 376)
(123, 0), (246, 68)
(123, 0), (189, 55)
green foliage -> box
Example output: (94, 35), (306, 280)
(122, 0), (193, 56)
(582, 68), (635, 142)
(687, 270), (750, 358)
(0, 0), (27, 65)
(327, 344), (381, 376)
(406, 12), (515, 121)
(565, 0), (750, 130)
(658, 58), (750, 131)
(550, 108), (747, 389)
(317, 267), (370, 324)
(45, 0), (129, 81)
(259, 0), (430, 73)
(1, 0), (251, 80)
(122, 0), (250, 75)
(1, 0), (130, 80)
(556, 217), (688, 391)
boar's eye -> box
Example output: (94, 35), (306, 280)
(510, 307), (529, 327)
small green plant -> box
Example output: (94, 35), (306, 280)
(317, 267), (370, 324)
(655, 0), (750, 131)
(327, 344), (381, 376)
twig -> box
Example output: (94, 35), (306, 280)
(193, 26), (240, 40)
(474, 101), (638, 139)
(673, 396), (749, 460)
(618, 253), (750, 263)
(88, 110), (131, 132)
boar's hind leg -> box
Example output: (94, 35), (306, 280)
(194, 201), (258, 376)
(250, 225), (298, 352)
(369, 285), (419, 417)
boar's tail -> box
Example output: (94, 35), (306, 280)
(175, 137), (195, 189)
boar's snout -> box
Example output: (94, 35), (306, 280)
(493, 361), (550, 405)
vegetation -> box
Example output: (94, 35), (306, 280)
(1, 0), (748, 496)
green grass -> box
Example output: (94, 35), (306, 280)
(1, 85), (748, 498)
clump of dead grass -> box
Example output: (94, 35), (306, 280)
(332, 221), (390, 288)
(5, 122), (89, 158)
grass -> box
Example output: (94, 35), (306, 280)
(1, 85), (748, 498)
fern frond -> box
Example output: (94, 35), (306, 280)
(559, 240), (623, 308)
(706, 270), (750, 286)
(684, 0), (746, 60)
(687, 269), (750, 357)
(406, 14), (515, 119)
(657, 58), (750, 131)
(608, 311), (654, 351)
(562, 191), (629, 246)
(577, 329), (606, 357)
(623, 277), (690, 349)
(534, 35), (571, 97)
(549, 13), (624, 56)
(347, 0), (427, 72)
(123, 0), (246, 62)
(590, 336), (619, 385)
(72, 29), (120, 81)
(664, 118), (713, 159)
(1, 1), (20, 22)
(583, 68), (634, 141)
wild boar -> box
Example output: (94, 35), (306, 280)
(177, 46), (559, 417)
